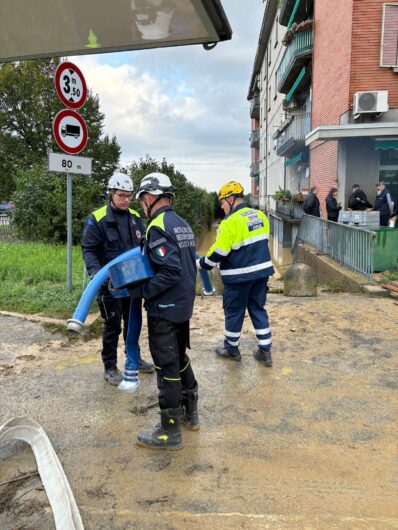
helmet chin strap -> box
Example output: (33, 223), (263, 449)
(143, 194), (171, 219)
(226, 196), (236, 213)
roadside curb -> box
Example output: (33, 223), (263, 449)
(0, 310), (100, 326)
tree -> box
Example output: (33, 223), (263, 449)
(0, 58), (121, 200)
(12, 162), (102, 244)
(125, 155), (215, 237)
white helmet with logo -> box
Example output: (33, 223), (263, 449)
(135, 172), (176, 199)
(108, 173), (134, 192)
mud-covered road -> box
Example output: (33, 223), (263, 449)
(1, 291), (398, 529)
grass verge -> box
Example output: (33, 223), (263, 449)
(0, 241), (90, 318)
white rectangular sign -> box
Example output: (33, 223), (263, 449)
(48, 152), (92, 175)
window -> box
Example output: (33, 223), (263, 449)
(268, 40), (272, 65)
(274, 72), (278, 100)
(380, 3), (398, 67)
(268, 85), (271, 111)
(274, 16), (279, 47)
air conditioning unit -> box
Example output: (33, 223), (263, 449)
(353, 91), (389, 114)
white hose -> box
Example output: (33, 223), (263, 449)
(0, 417), (84, 530)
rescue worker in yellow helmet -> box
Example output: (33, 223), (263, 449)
(198, 181), (275, 366)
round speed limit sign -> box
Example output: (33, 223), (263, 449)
(54, 61), (88, 110)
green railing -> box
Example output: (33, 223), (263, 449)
(250, 94), (260, 119)
(250, 161), (260, 177)
(277, 29), (313, 91)
(250, 128), (260, 148)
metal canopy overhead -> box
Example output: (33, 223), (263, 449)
(305, 123), (398, 146)
(0, 0), (232, 63)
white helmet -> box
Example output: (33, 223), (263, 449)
(135, 172), (176, 199)
(108, 173), (134, 192)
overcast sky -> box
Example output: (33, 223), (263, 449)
(73, 1), (264, 193)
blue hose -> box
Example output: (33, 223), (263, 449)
(195, 252), (216, 296)
(67, 247), (216, 333)
(67, 247), (141, 332)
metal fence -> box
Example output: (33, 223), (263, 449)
(0, 212), (13, 232)
(293, 214), (375, 281)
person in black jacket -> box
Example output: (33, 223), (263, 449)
(374, 181), (396, 226)
(303, 186), (321, 217)
(82, 173), (154, 387)
(347, 184), (372, 211)
(325, 187), (342, 222)
(129, 172), (199, 450)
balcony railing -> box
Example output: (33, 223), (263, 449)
(250, 161), (260, 177)
(276, 112), (310, 157)
(250, 94), (260, 120)
(250, 195), (259, 208)
(275, 200), (304, 220)
(250, 128), (260, 148)
(277, 29), (313, 93)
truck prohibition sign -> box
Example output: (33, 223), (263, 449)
(53, 109), (88, 155)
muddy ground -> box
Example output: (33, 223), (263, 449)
(0, 290), (398, 530)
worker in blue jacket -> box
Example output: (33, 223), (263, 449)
(82, 173), (154, 388)
(374, 181), (396, 226)
(198, 181), (275, 367)
(129, 172), (199, 450)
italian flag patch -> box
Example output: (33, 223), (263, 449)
(155, 246), (166, 257)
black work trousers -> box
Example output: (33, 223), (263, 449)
(97, 289), (131, 371)
(147, 316), (196, 410)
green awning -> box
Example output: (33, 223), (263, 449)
(285, 151), (303, 167)
(375, 139), (398, 151)
(285, 67), (306, 102)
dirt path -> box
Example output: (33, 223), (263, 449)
(0, 292), (398, 529)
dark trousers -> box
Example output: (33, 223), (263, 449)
(380, 215), (389, 227)
(147, 316), (196, 410)
(97, 290), (131, 370)
(223, 278), (272, 352)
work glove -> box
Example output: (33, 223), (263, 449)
(196, 258), (201, 271)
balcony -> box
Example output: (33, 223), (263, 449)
(279, 0), (314, 27)
(250, 94), (260, 120)
(276, 112), (310, 157)
(250, 128), (260, 148)
(277, 29), (313, 94)
(250, 194), (260, 208)
(275, 200), (304, 220)
(250, 161), (260, 177)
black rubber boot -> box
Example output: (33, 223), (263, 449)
(136, 407), (183, 450)
(181, 384), (200, 431)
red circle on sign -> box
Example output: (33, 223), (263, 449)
(53, 109), (88, 155)
(54, 62), (88, 110)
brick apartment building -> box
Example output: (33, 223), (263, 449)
(248, 0), (398, 266)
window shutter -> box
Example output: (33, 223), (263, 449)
(380, 3), (398, 67)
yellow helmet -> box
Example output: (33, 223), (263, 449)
(218, 181), (244, 201)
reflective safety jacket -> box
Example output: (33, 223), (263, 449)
(82, 202), (144, 277)
(200, 204), (274, 283)
(142, 206), (197, 323)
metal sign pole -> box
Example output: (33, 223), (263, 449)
(67, 173), (73, 291)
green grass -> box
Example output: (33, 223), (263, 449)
(381, 270), (398, 282)
(0, 242), (89, 318)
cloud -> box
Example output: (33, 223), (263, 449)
(72, 1), (263, 192)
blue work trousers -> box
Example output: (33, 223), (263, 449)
(223, 277), (272, 352)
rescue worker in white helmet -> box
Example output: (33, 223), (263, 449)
(82, 172), (154, 387)
(198, 181), (275, 367)
(128, 172), (199, 450)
